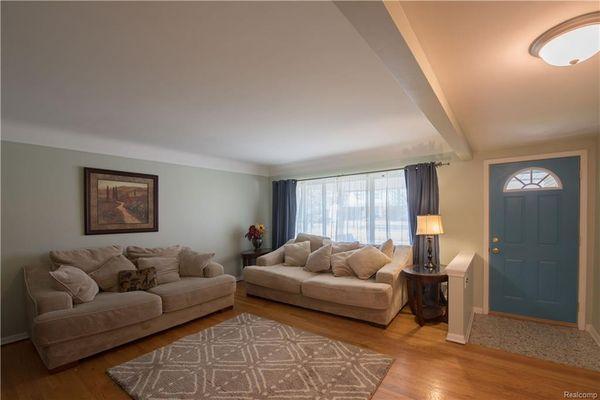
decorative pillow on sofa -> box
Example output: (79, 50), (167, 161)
(330, 249), (359, 277)
(49, 265), (99, 303)
(347, 246), (391, 280)
(379, 239), (394, 259)
(118, 267), (157, 292)
(179, 248), (215, 277)
(126, 245), (181, 264)
(304, 244), (332, 273)
(49, 245), (123, 273)
(137, 257), (180, 284)
(295, 233), (329, 252)
(89, 254), (136, 292)
(284, 241), (311, 267)
(332, 241), (360, 254)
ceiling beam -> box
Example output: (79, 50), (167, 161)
(335, 1), (472, 160)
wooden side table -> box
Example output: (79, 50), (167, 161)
(241, 248), (272, 268)
(401, 264), (448, 326)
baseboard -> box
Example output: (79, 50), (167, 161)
(1, 332), (28, 345)
(586, 324), (600, 347)
(472, 306), (484, 314)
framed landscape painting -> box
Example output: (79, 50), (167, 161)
(84, 168), (158, 235)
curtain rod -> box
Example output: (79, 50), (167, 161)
(295, 162), (450, 182)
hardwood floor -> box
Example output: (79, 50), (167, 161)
(2, 282), (599, 399)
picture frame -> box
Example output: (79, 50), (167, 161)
(84, 167), (158, 235)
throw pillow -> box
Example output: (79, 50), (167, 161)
(49, 265), (99, 303)
(295, 233), (328, 252)
(89, 254), (136, 292)
(137, 257), (180, 284)
(179, 248), (214, 277)
(332, 241), (360, 254)
(284, 241), (311, 266)
(304, 244), (332, 273)
(379, 239), (394, 259)
(49, 245), (123, 273)
(118, 267), (158, 292)
(126, 245), (181, 264)
(347, 246), (392, 280)
(330, 249), (359, 277)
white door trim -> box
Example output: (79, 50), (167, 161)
(483, 150), (588, 330)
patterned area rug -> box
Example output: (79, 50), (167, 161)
(469, 314), (600, 371)
(107, 313), (394, 399)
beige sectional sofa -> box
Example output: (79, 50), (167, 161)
(243, 236), (412, 326)
(24, 245), (236, 370)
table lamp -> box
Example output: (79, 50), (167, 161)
(416, 214), (444, 270)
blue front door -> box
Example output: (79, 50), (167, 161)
(489, 157), (579, 323)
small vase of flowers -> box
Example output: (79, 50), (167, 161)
(245, 224), (265, 251)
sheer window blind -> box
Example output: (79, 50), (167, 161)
(295, 170), (410, 245)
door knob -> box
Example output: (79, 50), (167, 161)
(492, 236), (500, 243)
(491, 247), (500, 254)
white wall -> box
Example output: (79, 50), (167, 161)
(1, 141), (271, 339)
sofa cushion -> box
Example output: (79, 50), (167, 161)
(49, 245), (123, 273)
(126, 245), (181, 263)
(302, 274), (393, 310)
(118, 267), (158, 292)
(304, 244), (332, 273)
(243, 265), (317, 294)
(179, 248), (214, 277)
(332, 241), (360, 254)
(379, 239), (394, 259)
(49, 266), (99, 304)
(347, 246), (391, 280)
(148, 275), (236, 312)
(89, 254), (136, 292)
(137, 257), (180, 284)
(330, 249), (359, 277)
(283, 241), (311, 267)
(295, 233), (329, 252)
(33, 291), (162, 346)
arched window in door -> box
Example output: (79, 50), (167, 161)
(503, 167), (562, 192)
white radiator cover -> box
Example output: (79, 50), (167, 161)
(445, 252), (477, 344)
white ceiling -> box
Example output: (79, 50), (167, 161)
(401, 1), (600, 151)
(1, 1), (448, 173)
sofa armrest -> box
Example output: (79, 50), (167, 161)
(24, 265), (73, 318)
(203, 261), (224, 278)
(375, 245), (413, 288)
(256, 246), (285, 266)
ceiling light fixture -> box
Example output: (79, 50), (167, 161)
(530, 11), (600, 67)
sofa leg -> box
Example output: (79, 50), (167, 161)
(48, 361), (79, 373)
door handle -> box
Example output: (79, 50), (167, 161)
(492, 236), (500, 243)
(491, 247), (500, 254)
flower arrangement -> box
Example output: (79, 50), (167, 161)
(245, 224), (265, 250)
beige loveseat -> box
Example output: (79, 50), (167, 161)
(24, 246), (236, 370)
(243, 236), (412, 326)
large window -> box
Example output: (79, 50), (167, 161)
(295, 170), (410, 245)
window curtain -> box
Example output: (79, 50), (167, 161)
(272, 179), (297, 249)
(295, 171), (410, 244)
(405, 162), (440, 266)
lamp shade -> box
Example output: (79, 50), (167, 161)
(416, 214), (444, 235)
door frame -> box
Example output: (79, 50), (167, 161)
(483, 150), (588, 330)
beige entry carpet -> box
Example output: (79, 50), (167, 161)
(469, 314), (600, 371)
(107, 313), (393, 399)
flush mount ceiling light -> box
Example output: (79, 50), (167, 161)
(530, 11), (600, 67)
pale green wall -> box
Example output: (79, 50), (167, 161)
(1, 141), (270, 338)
